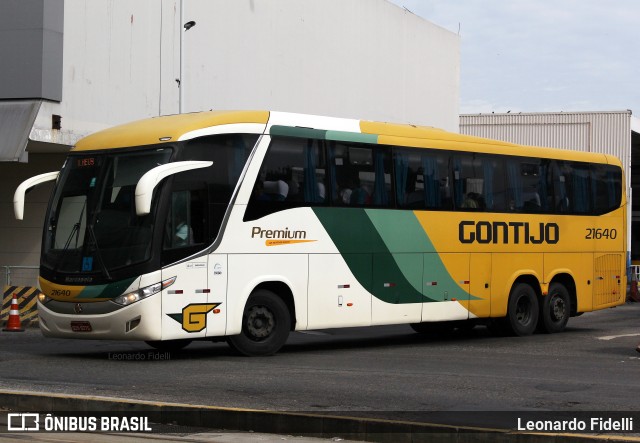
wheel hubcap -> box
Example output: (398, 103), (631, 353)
(516, 296), (531, 324)
(246, 306), (275, 340)
(549, 295), (566, 322)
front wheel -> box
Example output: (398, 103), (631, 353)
(226, 290), (291, 356)
(506, 283), (539, 336)
(539, 282), (570, 333)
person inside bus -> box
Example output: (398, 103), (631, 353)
(349, 176), (370, 205)
(461, 192), (480, 209)
(262, 180), (289, 201)
(173, 212), (193, 247)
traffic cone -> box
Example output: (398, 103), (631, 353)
(3, 294), (24, 332)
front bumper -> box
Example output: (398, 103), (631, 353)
(37, 294), (162, 341)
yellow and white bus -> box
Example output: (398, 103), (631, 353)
(15, 110), (627, 356)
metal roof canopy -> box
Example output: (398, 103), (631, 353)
(0, 100), (42, 162)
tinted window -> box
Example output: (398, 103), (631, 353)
(505, 158), (552, 213)
(162, 133), (258, 264)
(394, 148), (452, 210)
(453, 153), (509, 211)
(330, 142), (392, 207)
(245, 136), (327, 220)
(553, 161), (592, 214)
(244, 134), (622, 219)
(591, 164), (622, 214)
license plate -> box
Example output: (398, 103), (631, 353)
(70, 321), (92, 332)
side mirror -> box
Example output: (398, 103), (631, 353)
(14, 171), (59, 220)
(135, 161), (212, 216)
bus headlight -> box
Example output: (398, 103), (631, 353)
(38, 293), (51, 304)
(113, 277), (176, 306)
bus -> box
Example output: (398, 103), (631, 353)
(14, 110), (627, 356)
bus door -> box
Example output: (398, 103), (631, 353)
(159, 188), (217, 340)
(422, 253), (470, 321)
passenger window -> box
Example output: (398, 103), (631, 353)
(330, 142), (392, 207)
(245, 136), (327, 220)
(554, 161), (591, 214)
(591, 164), (622, 214)
(394, 148), (451, 210)
(453, 154), (488, 211)
(505, 157), (548, 213)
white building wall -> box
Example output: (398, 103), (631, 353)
(31, 0), (181, 145)
(183, 0), (459, 130)
(30, 0), (460, 148)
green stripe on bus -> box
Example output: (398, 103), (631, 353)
(313, 208), (477, 303)
(365, 210), (432, 295)
(269, 126), (378, 144)
(326, 131), (378, 144)
(269, 126), (327, 139)
(312, 207), (432, 304)
(365, 210), (476, 301)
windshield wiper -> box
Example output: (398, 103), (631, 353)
(86, 224), (112, 281)
(53, 200), (87, 273)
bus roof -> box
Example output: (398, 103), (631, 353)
(71, 110), (621, 166)
(73, 110), (270, 151)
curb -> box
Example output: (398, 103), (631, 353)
(1, 390), (639, 442)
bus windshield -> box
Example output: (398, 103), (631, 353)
(42, 148), (173, 275)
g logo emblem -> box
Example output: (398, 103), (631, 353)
(167, 303), (220, 333)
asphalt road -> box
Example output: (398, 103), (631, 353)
(1, 302), (639, 430)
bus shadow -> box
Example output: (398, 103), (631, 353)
(280, 326), (494, 354)
(48, 327), (488, 361)
(47, 324), (596, 360)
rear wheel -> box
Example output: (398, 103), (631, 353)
(226, 290), (291, 356)
(539, 282), (570, 333)
(506, 283), (539, 336)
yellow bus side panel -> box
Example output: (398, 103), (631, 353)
(543, 253), (593, 313)
(490, 253), (543, 318)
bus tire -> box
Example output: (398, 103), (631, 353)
(145, 339), (192, 351)
(506, 283), (539, 336)
(226, 290), (291, 356)
(539, 282), (570, 333)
